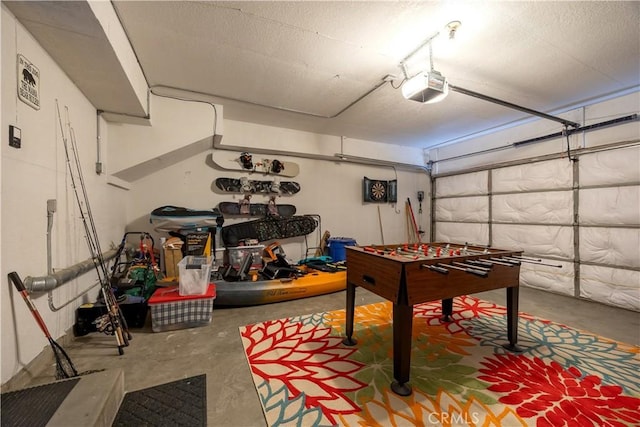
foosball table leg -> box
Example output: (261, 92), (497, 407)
(342, 282), (357, 346)
(441, 298), (453, 322)
(391, 302), (413, 396)
(502, 286), (524, 353)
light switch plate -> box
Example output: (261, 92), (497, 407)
(9, 125), (21, 148)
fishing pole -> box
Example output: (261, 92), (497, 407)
(56, 100), (129, 354)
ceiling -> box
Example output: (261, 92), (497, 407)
(6, 1), (640, 149)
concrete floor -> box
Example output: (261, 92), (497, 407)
(28, 286), (640, 426)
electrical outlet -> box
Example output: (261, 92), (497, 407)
(9, 125), (21, 148)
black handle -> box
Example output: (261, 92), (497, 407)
(8, 272), (26, 292)
(425, 265), (449, 274)
(468, 260), (493, 268)
(467, 268), (489, 277)
(362, 275), (376, 285)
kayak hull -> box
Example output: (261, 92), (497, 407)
(214, 270), (346, 306)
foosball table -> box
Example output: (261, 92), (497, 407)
(343, 242), (525, 396)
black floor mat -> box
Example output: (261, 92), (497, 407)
(112, 374), (207, 426)
(1, 378), (80, 427)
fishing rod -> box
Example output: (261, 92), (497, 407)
(68, 121), (132, 344)
(56, 101), (129, 354)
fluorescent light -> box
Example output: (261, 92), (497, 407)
(402, 71), (449, 104)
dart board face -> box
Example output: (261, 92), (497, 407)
(370, 181), (386, 200)
(363, 177), (389, 203)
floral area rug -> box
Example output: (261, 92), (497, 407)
(239, 296), (640, 426)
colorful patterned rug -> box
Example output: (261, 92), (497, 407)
(240, 296), (640, 426)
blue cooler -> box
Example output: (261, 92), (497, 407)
(327, 237), (357, 262)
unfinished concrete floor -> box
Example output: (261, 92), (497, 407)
(22, 286), (640, 426)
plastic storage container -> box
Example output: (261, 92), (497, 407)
(148, 284), (216, 332)
(327, 237), (357, 262)
(178, 256), (212, 295)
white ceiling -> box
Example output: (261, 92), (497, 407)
(6, 1), (640, 149)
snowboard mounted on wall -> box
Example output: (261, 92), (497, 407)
(221, 215), (318, 246)
(215, 177), (300, 195)
(150, 205), (223, 232)
(209, 151), (300, 178)
(218, 196), (296, 218)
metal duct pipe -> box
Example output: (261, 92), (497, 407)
(24, 249), (118, 293)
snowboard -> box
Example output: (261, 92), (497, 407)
(209, 151), (300, 177)
(215, 177), (300, 195)
(221, 215), (318, 246)
(219, 196), (296, 217)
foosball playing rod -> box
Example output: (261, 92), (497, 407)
(462, 245), (490, 255)
(463, 248), (551, 265)
(466, 259), (494, 268)
(453, 261), (491, 271)
(503, 256), (563, 268)
(511, 255), (543, 262)
(397, 246), (459, 257)
(398, 248), (460, 259)
(437, 263), (488, 277)
(491, 257), (521, 266)
(481, 258), (516, 266)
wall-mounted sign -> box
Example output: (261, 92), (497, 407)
(17, 54), (40, 110)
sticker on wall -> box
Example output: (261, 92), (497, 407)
(363, 177), (397, 203)
(17, 54), (40, 110)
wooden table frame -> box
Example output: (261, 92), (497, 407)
(342, 243), (523, 396)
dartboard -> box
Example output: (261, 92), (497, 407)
(370, 181), (386, 201)
(363, 177), (389, 202)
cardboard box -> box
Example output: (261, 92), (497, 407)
(164, 248), (183, 278)
(148, 284), (216, 332)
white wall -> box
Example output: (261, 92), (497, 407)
(1, 6), (128, 385)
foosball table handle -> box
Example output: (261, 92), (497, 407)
(437, 263), (489, 277)
(423, 264), (449, 274)
(466, 268), (489, 277)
